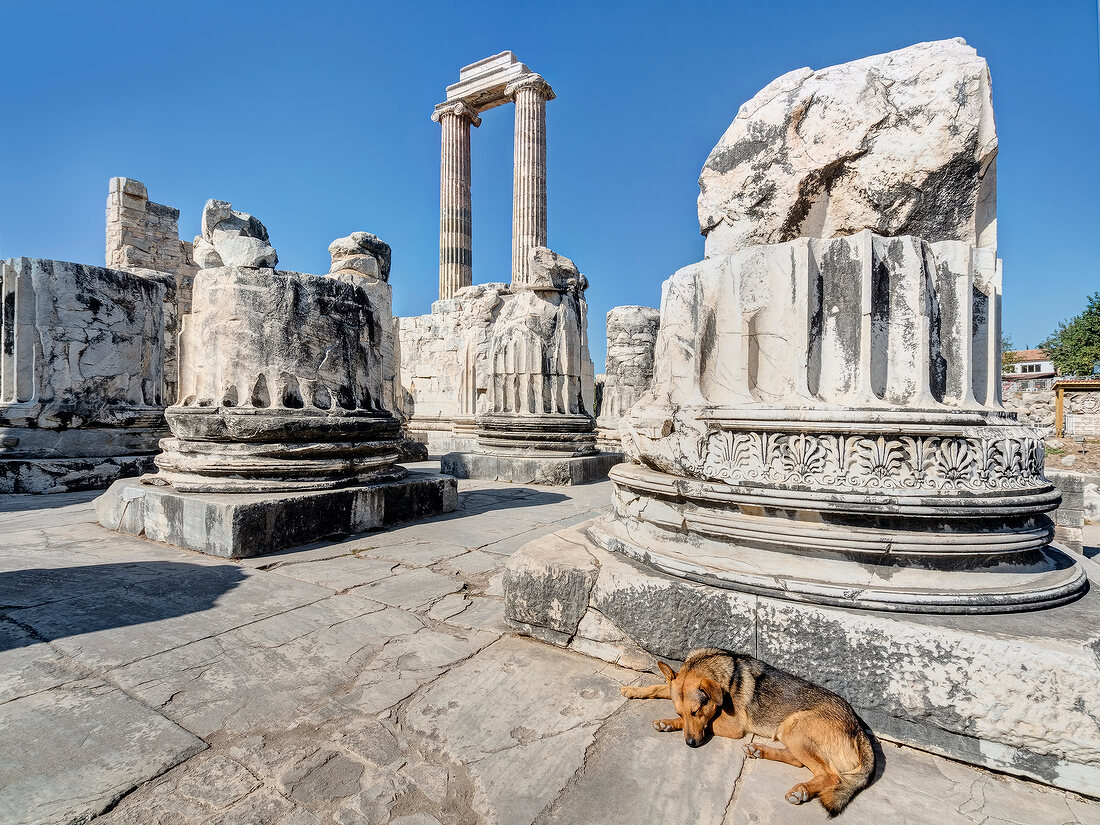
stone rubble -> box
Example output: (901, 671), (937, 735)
(193, 198), (279, 269)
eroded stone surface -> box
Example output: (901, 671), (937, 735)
(596, 305), (659, 447)
(698, 38), (997, 258)
(192, 199), (278, 269)
(0, 681), (205, 825)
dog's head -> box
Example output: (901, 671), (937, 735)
(657, 661), (724, 748)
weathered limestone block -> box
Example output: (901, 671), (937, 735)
(160, 265), (400, 493)
(192, 199), (278, 269)
(106, 177), (197, 279)
(329, 232), (399, 419)
(106, 178), (199, 407)
(476, 247), (595, 454)
(596, 305), (659, 448)
(502, 34), (1092, 800)
(100, 240), (457, 553)
(1, 258), (167, 493)
(329, 231), (391, 281)
(698, 39), (998, 258)
(441, 247), (611, 484)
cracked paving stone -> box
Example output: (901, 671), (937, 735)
(723, 737), (1092, 825)
(438, 549), (503, 578)
(0, 621), (86, 703)
(441, 596), (508, 635)
(358, 539), (471, 568)
(538, 699), (746, 824)
(176, 753), (261, 809)
(269, 556), (397, 591)
(282, 749), (366, 811)
(402, 636), (634, 824)
(427, 592), (471, 621)
(110, 599), (420, 738)
(0, 680), (205, 825)
(349, 566), (464, 610)
(336, 717), (404, 767)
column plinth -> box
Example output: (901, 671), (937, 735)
(432, 101), (481, 301)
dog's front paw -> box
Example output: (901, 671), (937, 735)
(652, 719), (679, 732)
(620, 686), (641, 698)
(743, 744), (762, 759)
(785, 785), (810, 805)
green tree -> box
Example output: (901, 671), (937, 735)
(1041, 292), (1100, 377)
(1001, 334), (1017, 373)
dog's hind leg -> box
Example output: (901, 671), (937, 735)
(784, 771), (840, 806)
(743, 742), (805, 767)
(621, 684), (671, 699)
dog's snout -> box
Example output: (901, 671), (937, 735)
(686, 737), (700, 748)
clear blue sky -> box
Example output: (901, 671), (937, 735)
(2, 1), (1097, 368)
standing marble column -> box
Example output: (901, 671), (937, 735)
(432, 101), (481, 301)
(506, 75), (554, 288)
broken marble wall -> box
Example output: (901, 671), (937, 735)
(106, 176), (197, 404)
(0, 257), (168, 492)
(395, 283), (512, 451)
(596, 305), (659, 448)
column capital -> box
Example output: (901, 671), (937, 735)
(505, 73), (555, 103)
(431, 99), (482, 127)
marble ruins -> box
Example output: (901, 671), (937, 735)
(96, 201), (456, 556)
(403, 51), (615, 483)
(504, 39), (1100, 796)
(595, 305), (660, 448)
(1, 177), (196, 494)
(3, 37), (1098, 815)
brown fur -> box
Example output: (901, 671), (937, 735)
(621, 648), (874, 816)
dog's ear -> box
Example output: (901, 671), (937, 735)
(699, 677), (724, 706)
(657, 661), (676, 682)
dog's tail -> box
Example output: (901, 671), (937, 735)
(820, 727), (875, 817)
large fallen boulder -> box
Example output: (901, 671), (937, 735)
(698, 38), (998, 257)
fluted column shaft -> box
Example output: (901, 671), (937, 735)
(432, 101), (480, 301)
(507, 76), (554, 287)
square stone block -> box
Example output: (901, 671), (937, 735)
(95, 470), (458, 558)
(440, 451), (623, 486)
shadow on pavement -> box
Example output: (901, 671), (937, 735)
(0, 561), (247, 651)
(0, 489), (102, 514)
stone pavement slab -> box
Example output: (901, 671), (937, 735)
(0, 474), (1097, 825)
(0, 680), (205, 825)
(536, 699), (747, 825)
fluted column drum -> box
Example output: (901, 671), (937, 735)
(432, 101), (480, 301)
(506, 75), (554, 288)
(597, 231), (1087, 613)
(157, 266), (405, 493)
